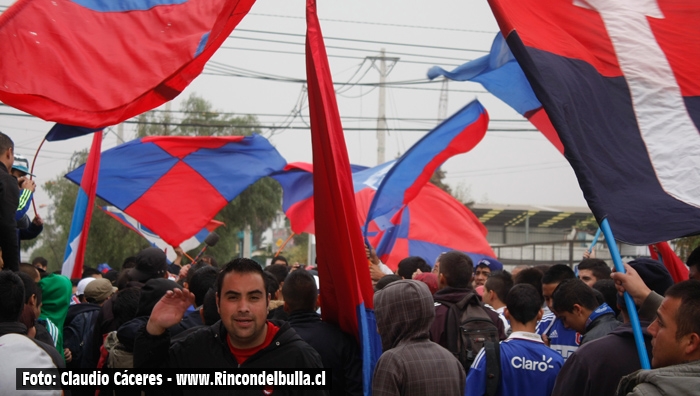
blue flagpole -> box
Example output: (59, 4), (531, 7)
(588, 227), (602, 253)
(600, 218), (651, 369)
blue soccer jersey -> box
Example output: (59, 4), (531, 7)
(466, 332), (564, 396)
(536, 313), (581, 360)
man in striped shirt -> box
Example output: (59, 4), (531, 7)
(537, 264), (580, 360)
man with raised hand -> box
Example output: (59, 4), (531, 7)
(135, 257), (326, 396)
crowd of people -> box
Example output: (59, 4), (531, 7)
(1, 132), (700, 396)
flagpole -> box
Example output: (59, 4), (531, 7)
(600, 218), (651, 369)
(30, 137), (47, 216)
(588, 227), (601, 253)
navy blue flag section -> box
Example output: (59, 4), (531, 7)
(488, 0), (700, 245)
(16, 369), (332, 391)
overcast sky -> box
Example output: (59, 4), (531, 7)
(0, 0), (589, 223)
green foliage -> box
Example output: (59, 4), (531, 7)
(676, 235), (700, 262)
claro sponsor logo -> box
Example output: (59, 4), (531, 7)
(511, 355), (555, 372)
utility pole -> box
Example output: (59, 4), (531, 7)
(367, 49), (399, 165)
(117, 123), (124, 143)
(438, 78), (449, 121)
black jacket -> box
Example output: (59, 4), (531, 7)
(288, 311), (362, 396)
(430, 287), (507, 346)
(552, 322), (653, 396)
(134, 320), (327, 396)
(0, 164), (19, 270)
(581, 312), (620, 344)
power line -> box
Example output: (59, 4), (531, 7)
(248, 12), (498, 34)
(0, 106), (530, 124)
(200, 70), (487, 93)
(220, 42), (468, 66)
(234, 29), (490, 54)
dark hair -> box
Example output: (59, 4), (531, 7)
(686, 246), (700, 268)
(0, 132), (14, 153)
(282, 270), (318, 313)
(189, 266), (219, 307)
(485, 271), (513, 303)
(506, 284), (542, 324)
(665, 280), (700, 340)
(82, 267), (101, 279)
(272, 255), (288, 266)
(397, 256), (431, 280)
(265, 264), (289, 284)
(375, 275), (402, 291)
(16, 272), (38, 304)
(542, 264), (576, 285)
(103, 270), (119, 285)
(263, 272), (280, 297)
(514, 267), (544, 305)
(216, 258), (265, 296)
(184, 262), (209, 287)
(201, 288), (220, 326)
(122, 256), (138, 270)
(593, 279), (620, 316)
(438, 251), (473, 288)
(196, 255), (219, 268)
(18, 263), (40, 282)
(578, 259), (611, 281)
(552, 278), (599, 313)
(0, 271), (25, 322)
(32, 257), (48, 268)
(112, 287), (141, 329)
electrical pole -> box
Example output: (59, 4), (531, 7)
(438, 78), (449, 121)
(367, 49), (399, 165)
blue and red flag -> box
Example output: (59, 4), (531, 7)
(364, 99), (489, 238)
(487, 0), (700, 244)
(100, 206), (224, 263)
(305, 1), (380, 393)
(0, 0), (255, 128)
(62, 131), (103, 279)
(428, 33), (563, 153)
(66, 134), (286, 247)
(273, 162), (501, 272)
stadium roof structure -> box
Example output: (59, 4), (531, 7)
(470, 203), (594, 229)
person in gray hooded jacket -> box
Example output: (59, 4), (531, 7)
(373, 280), (465, 396)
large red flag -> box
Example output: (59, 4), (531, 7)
(305, 0), (380, 393)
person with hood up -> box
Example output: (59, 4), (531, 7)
(373, 280), (465, 396)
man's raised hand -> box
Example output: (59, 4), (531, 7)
(146, 288), (195, 336)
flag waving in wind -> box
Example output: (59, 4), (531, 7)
(487, 0), (700, 244)
(0, 0), (255, 128)
(101, 206), (224, 263)
(305, 1), (381, 393)
(364, 100), (489, 236)
(428, 34), (563, 153)
(62, 131), (102, 278)
(66, 134), (286, 247)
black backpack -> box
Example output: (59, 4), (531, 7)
(436, 291), (501, 395)
(63, 304), (101, 368)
